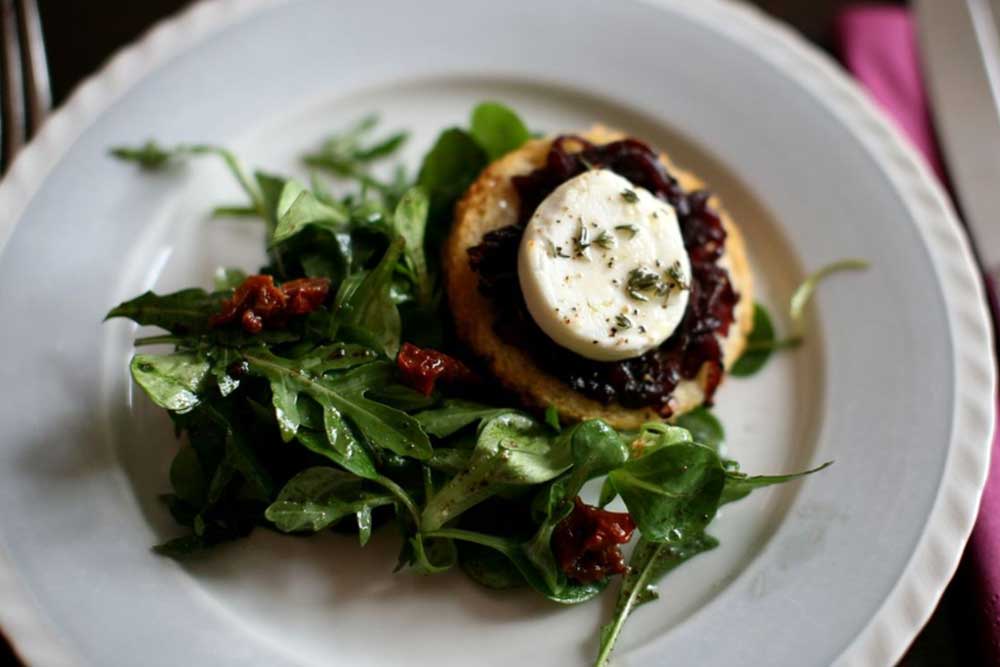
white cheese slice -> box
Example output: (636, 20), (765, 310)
(517, 169), (691, 362)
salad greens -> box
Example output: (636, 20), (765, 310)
(107, 102), (830, 665)
(732, 259), (869, 377)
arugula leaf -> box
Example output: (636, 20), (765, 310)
(130, 353), (210, 413)
(157, 401), (278, 556)
(392, 187), (432, 303)
(413, 399), (508, 438)
(263, 357), (302, 441)
(427, 527), (606, 604)
(730, 302), (775, 377)
(170, 446), (207, 507)
(674, 407), (725, 451)
(245, 352), (432, 462)
(265, 467), (393, 533)
(153, 534), (206, 558)
(110, 141), (173, 169)
(367, 383), (438, 411)
(106, 289), (219, 335)
(223, 424), (275, 500)
(608, 442), (725, 542)
(421, 413), (572, 531)
(417, 128), (488, 221)
(205, 347), (240, 397)
(275, 179), (308, 217)
(206, 461), (237, 507)
(287, 343), (380, 374)
(469, 102), (531, 160)
(255, 170), (286, 210)
(211, 205), (258, 219)
(154, 495), (261, 559)
(356, 504), (374, 546)
(303, 115), (409, 197)
(213, 268), (248, 291)
(272, 187), (350, 247)
(356, 133), (408, 160)
(171, 404), (226, 471)
(596, 534), (719, 665)
(112, 142), (263, 213)
(253, 171), (293, 238)
(721, 461), (832, 505)
(544, 405), (561, 432)
(335, 237), (405, 357)
(296, 425), (378, 481)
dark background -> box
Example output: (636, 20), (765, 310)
(9, 1), (967, 665)
(34, 0), (900, 106)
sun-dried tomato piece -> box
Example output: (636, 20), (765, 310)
(396, 342), (478, 396)
(209, 275), (330, 334)
(282, 277), (331, 315)
(552, 497), (636, 583)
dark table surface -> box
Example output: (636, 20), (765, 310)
(4, 1), (967, 665)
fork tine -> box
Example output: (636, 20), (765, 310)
(15, 0), (48, 134)
(0, 0), (25, 172)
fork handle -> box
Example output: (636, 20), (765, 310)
(1, 0), (25, 168)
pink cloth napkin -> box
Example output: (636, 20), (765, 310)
(836, 6), (1000, 662)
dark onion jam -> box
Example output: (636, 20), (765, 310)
(467, 136), (738, 413)
(552, 497), (636, 583)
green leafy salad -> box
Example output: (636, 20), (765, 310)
(106, 103), (855, 665)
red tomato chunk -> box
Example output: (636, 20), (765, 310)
(209, 275), (330, 333)
(552, 497), (636, 583)
(396, 342), (478, 396)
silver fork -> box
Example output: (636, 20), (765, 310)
(1, 0), (49, 175)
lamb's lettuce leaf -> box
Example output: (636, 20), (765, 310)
(469, 101), (531, 160)
(417, 128), (487, 222)
(733, 259), (867, 376)
(420, 413), (572, 531)
(608, 441), (725, 542)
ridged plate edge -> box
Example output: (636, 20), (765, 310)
(0, 1), (993, 665)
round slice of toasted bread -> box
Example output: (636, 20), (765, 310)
(444, 126), (753, 429)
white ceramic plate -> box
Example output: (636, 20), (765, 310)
(0, 1), (994, 665)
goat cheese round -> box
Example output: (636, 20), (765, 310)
(517, 169), (691, 362)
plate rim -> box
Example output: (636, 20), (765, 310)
(0, 0), (993, 665)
